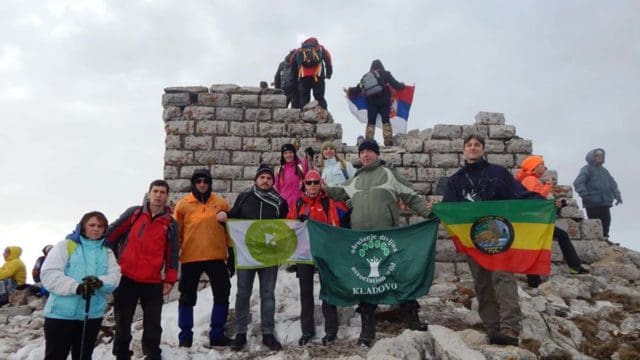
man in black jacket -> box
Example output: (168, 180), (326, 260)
(442, 134), (529, 346)
(223, 164), (288, 352)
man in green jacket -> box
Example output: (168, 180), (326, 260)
(326, 139), (431, 347)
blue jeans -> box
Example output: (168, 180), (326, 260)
(234, 266), (278, 334)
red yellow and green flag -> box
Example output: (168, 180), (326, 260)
(432, 199), (556, 275)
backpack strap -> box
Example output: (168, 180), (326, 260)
(339, 160), (349, 180)
(297, 196), (330, 219)
(321, 196), (330, 219)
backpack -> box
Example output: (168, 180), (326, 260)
(338, 159), (350, 180)
(279, 62), (296, 92)
(110, 207), (143, 259)
(361, 70), (384, 96)
(299, 45), (323, 67)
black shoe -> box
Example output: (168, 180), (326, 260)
(178, 339), (192, 348)
(210, 334), (232, 347)
(262, 333), (283, 351)
(409, 321), (429, 331)
(231, 333), (247, 351)
(298, 333), (314, 346)
(285, 264), (298, 273)
(569, 266), (590, 275)
(321, 334), (336, 345)
(357, 338), (373, 347)
(489, 329), (519, 346)
(527, 275), (541, 288)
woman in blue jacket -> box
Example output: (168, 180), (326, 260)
(41, 211), (121, 360)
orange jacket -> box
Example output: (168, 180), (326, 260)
(286, 190), (340, 226)
(520, 175), (553, 198)
(174, 193), (230, 263)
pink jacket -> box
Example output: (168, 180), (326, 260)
(275, 158), (309, 207)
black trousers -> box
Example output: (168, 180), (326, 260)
(44, 317), (103, 360)
(367, 102), (391, 126)
(527, 226), (583, 284)
(179, 260), (230, 306)
(112, 276), (163, 360)
(586, 206), (612, 237)
(298, 77), (327, 109)
(297, 264), (338, 336)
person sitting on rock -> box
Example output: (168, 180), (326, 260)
(32, 244), (54, 297)
(516, 155), (589, 288)
(0, 246), (27, 306)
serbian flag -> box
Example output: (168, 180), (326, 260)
(347, 85), (415, 134)
(432, 199), (556, 275)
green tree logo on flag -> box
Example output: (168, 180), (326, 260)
(350, 234), (398, 285)
(245, 221), (297, 264)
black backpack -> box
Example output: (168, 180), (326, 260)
(279, 62), (296, 92)
(361, 70), (384, 96)
(299, 45), (323, 67)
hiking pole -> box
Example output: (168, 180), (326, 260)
(79, 290), (92, 360)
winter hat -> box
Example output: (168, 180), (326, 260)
(304, 170), (322, 182)
(515, 155), (544, 181)
(281, 143), (297, 154)
(358, 139), (380, 155)
(255, 164), (275, 180)
(191, 168), (212, 185)
(320, 141), (336, 152)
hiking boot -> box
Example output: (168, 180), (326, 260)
(382, 123), (393, 146)
(210, 334), (232, 347)
(357, 338), (373, 347)
(231, 333), (247, 351)
(298, 333), (314, 346)
(569, 266), (590, 275)
(489, 329), (519, 346)
(365, 124), (376, 140)
(285, 264), (298, 273)
(358, 305), (376, 348)
(262, 334), (283, 351)
(527, 275), (542, 288)
(321, 334), (336, 345)
(178, 339), (192, 348)
(402, 301), (429, 331)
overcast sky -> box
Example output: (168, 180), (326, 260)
(1, 0), (638, 276)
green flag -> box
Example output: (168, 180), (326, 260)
(307, 219), (438, 306)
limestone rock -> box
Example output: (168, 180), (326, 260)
(429, 325), (485, 360)
(367, 330), (434, 360)
(475, 112), (506, 125)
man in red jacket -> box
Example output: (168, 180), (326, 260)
(291, 37), (333, 110)
(106, 180), (179, 360)
(287, 170), (341, 346)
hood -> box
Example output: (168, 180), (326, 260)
(515, 155), (544, 181)
(370, 59), (385, 72)
(285, 49), (296, 62)
(5, 246), (22, 260)
(191, 168), (213, 203)
(302, 37), (319, 47)
(585, 148), (605, 166)
(66, 223), (82, 243)
(42, 245), (54, 255)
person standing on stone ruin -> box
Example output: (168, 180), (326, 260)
(442, 134), (531, 346)
(173, 168), (234, 348)
(291, 37), (332, 109)
(573, 148), (622, 242)
(325, 139), (431, 347)
(105, 180), (179, 360)
(222, 164), (288, 352)
(515, 155), (589, 288)
(41, 211), (121, 360)
(275, 143), (313, 208)
(287, 170), (342, 346)
(273, 49), (299, 108)
(346, 59), (405, 146)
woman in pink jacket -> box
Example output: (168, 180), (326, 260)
(274, 143), (312, 208)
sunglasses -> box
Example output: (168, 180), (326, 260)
(195, 178), (209, 184)
(305, 180), (321, 185)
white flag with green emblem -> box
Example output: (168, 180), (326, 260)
(226, 219), (312, 269)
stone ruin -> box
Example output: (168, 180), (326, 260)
(161, 84), (608, 273)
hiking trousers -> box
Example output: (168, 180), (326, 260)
(467, 256), (522, 333)
(44, 317), (102, 360)
(234, 266), (278, 335)
(366, 102), (391, 126)
(586, 206), (612, 237)
(179, 260), (230, 307)
(299, 77), (327, 109)
(112, 276), (164, 360)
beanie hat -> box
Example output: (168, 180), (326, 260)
(358, 139), (380, 155)
(255, 164), (275, 180)
(281, 143), (297, 154)
(191, 168), (212, 184)
(304, 170), (322, 182)
(320, 141), (336, 152)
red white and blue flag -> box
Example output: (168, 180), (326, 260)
(346, 85), (415, 134)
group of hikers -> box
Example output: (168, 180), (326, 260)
(273, 37), (405, 146)
(0, 133), (622, 359)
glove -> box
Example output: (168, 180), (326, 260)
(226, 247), (235, 278)
(304, 147), (315, 157)
(76, 282), (94, 299)
(297, 215), (309, 222)
(83, 276), (104, 292)
(615, 199), (622, 206)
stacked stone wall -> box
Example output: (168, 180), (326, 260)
(162, 84), (607, 274)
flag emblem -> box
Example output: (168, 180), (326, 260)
(470, 216), (515, 254)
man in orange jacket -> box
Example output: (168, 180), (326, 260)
(174, 168), (234, 347)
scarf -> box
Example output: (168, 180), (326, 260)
(252, 185), (283, 217)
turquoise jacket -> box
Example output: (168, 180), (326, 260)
(41, 234), (121, 320)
